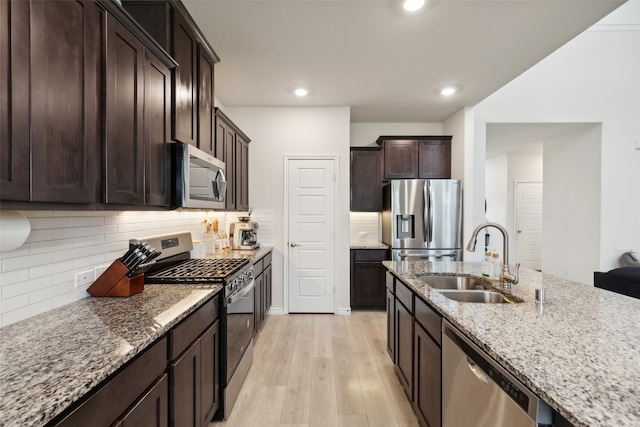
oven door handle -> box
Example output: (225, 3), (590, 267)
(226, 278), (255, 305)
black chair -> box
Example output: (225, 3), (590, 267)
(594, 267), (640, 299)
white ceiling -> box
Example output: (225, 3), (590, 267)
(183, 0), (626, 123)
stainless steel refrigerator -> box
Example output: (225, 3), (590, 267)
(382, 179), (462, 261)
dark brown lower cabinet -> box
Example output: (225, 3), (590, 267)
(350, 249), (390, 309)
(395, 297), (414, 399)
(254, 252), (273, 333)
(414, 324), (441, 427)
(119, 375), (169, 427)
(254, 272), (265, 332)
(169, 298), (220, 427)
(387, 274), (443, 427)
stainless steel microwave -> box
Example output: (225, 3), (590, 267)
(172, 143), (227, 209)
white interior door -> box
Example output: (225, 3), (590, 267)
(286, 158), (336, 313)
(515, 181), (543, 270)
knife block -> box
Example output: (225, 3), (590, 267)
(87, 259), (144, 297)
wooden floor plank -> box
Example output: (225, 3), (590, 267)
(211, 311), (417, 427)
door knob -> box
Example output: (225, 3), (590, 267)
(517, 230), (523, 233)
(289, 242), (300, 247)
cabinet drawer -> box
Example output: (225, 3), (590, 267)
(263, 251), (272, 266)
(396, 280), (413, 313)
(253, 258), (264, 275)
(353, 249), (388, 262)
(415, 297), (441, 346)
(386, 272), (395, 292)
(54, 336), (167, 427)
(170, 295), (219, 360)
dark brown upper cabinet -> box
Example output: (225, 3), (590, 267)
(121, 0), (220, 156)
(215, 108), (250, 211)
(377, 136), (452, 180)
(1, 0), (101, 204)
(103, 3), (175, 207)
(350, 147), (383, 211)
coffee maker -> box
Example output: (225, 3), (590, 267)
(230, 217), (260, 250)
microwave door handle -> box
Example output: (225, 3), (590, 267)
(212, 169), (227, 201)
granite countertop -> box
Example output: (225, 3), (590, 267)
(350, 241), (389, 249)
(209, 246), (272, 263)
(384, 260), (640, 427)
(0, 284), (221, 427)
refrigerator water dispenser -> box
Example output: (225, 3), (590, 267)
(396, 215), (415, 238)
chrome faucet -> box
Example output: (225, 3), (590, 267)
(466, 222), (520, 290)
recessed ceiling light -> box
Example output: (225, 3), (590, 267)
(403, 0), (425, 12)
(440, 86), (457, 96)
(294, 87), (308, 97)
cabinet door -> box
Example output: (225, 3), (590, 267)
(414, 324), (441, 427)
(30, 0), (100, 203)
(350, 148), (382, 211)
(395, 299), (413, 399)
(386, 288), (395, 362)
(0, 0), (30, 201)
(200, 320), (220, 426)
(172, 11), (197, 146)
(105, 13), (145, 205)
(214, 111), (226, 162)
(197, 45), (215, 155)
(236, 136), (249, 211)
(224, 125), (236, 210)
(350, 250), (387, 309)
(121, 375), (169, 427)
(254, 273), (264, 332)
(264, 263), (272, 312)
(171, 340), (201, 427)
(418, 138), (451, 179)
(383, 140), (418, 179)
(144, 51), (172, 207)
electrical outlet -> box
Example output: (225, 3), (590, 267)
(94, 264), (110, 278)
(75, 269), (95, 289)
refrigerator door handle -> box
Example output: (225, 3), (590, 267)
(398, 252), (458, 259)
(425, 181), (433, 244)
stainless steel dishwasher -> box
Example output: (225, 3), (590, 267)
(442, 321), (553, 427)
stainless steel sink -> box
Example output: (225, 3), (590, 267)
(418, 275), (493, 291)
(438, 290), (507, 304)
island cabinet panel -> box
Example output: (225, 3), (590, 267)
(350, 147), (383, 211)
(350, 249), (389, 309)
(414, 298), (442, 427)
(395, 280), (414, 400)
(386, 272), (396, 362)
(0, 0), (30, 201)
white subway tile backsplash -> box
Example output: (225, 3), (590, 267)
(2, 253), (53, 272)
(0, 209), (270, 328)
(2, 276), (52, 299)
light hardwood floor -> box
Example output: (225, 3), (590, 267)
(211, 311), (419, 427)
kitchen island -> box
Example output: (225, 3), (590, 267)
(384, 260), (640, 427)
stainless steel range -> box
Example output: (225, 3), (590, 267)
(131, 232), (255, 421)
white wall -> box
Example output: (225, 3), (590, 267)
(225, 106), (351, 314)
(543, 125), (601, 284)
(0, 210), (235, 327)
(474, 3), (640, 273)
(350, 123), (443, 147)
